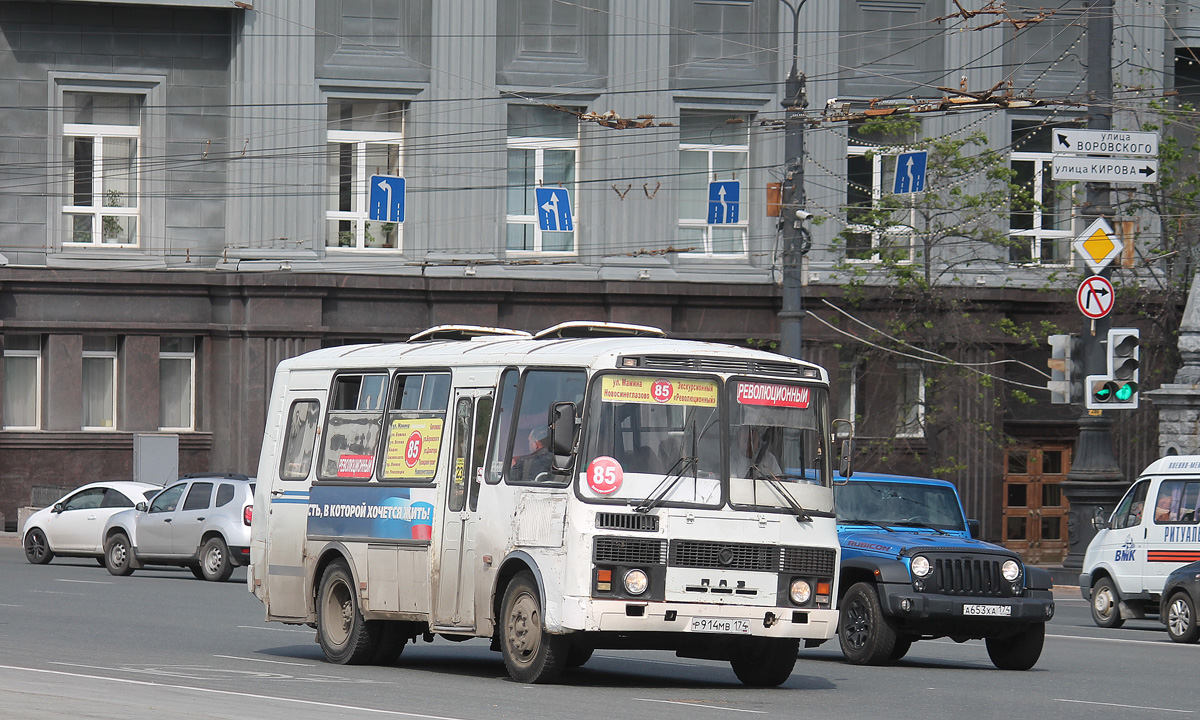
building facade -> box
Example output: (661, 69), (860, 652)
(0, 1), (1191, 551)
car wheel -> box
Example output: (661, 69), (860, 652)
(23, 528), (54, 565)
(500, 571), (568, 683)
(729, 637), (799, 687)
(317, 560), (379, 665)
(1165, 592), (1200, 644)
(1090, 578), (1124, 628)
(200, 537), (234, 582)
(838, 581), (899, 665)
(985, 622), (1045, 670)
(104, 533), (135, 577)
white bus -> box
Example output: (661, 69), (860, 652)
(249, 322), (844, 685)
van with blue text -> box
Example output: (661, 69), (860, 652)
(1080, 456), (1200, 628)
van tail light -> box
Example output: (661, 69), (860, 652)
(244, 505), (253, 526)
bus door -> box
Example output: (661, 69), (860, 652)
(434, 388), (493, 629)
(265, 392), (322, 621)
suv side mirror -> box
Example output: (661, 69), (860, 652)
(966, 519), (981, 538)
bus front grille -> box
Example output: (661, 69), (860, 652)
(594, 536), (667, 565)
(780, 547), (837, 576)
(670, 541), (776, 572)
(595, 512), (659, 532)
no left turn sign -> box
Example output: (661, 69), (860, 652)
(1077, 275), (1115, 319)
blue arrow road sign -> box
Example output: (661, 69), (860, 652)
(535, 187), (573, 231)
(369, 175), (406, 223)
(893, 151), (927, 194)
(707, 181), (741, 224)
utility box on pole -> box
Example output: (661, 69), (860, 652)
(134, 434), (179, 487)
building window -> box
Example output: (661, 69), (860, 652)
(845, 124), (915, 262)
(836, 355), (863, 438)
(326, 100), (405, 251)
(679, 111), (749, 255)
(1010, 120), (1076, 265)
(507, 105), (579, 253)
(160, 337), (195, 431)
(82, 336), (117, 430)
(896, 363), (924, 438)
(62, 93), (142, 247)
(3, 335), (41, 429)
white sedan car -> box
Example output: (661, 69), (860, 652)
(21, 481), (161, 565)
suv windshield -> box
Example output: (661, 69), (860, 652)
(836, 480), (966, 532)
(577, 373), (833, 512)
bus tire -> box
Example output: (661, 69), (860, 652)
(371, 621), (407, 665)
(730, 637), (799, 687)
(500, 571), (567, 683)
(317, 560), (378, 665)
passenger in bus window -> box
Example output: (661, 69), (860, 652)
(730, 425), (782, 479)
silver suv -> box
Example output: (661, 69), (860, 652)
(103, 474), (255, 582)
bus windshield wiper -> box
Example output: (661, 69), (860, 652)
(634, 456), (693, 514)
(757, 473), (812, 523)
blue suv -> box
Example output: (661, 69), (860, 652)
(830, 473), (1055, 670)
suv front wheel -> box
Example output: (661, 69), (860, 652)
(838, 581), (899, 665)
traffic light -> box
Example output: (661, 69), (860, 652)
(1047, 334), (1083, 404)
(1085, 328), (1140, 410)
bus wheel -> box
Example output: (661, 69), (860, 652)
(500, 572), (567, 683)
(730, 637), (799, 687)
(317, 560), (378, 665)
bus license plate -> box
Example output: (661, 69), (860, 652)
(689, 617), (751, 634)
(962, 604), (1012, 617)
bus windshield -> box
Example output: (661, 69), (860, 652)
(577, 373), (833, 513)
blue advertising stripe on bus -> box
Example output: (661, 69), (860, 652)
(270, 490), (310, 505)
(307, 483), (435, 541)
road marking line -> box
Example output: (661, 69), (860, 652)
(213, 654), (315, 667)
(55, 579), (112, 585)
(1047, 633), (1200, 648)
(637, 699), (767, 714)
(0, 603), (22, 607)
(237, 624), (312, 634)
(1, 664), (467, 719)
(29, 590), (85, 596)
(1056, 698), (1193, 714)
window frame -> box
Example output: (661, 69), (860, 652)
(326, 126), (406, 252)
(82, 336), (118, 431)
(895, 362), (925, 439)
(678, 112), (750, 256)
(159, 337), (196, 431)
(506, 114), (580, 255)
(3, 336), (41, 430)
(1008, 118), (1080, 266)
(60, 97), (142, 248)
(844, 143), (915, 263)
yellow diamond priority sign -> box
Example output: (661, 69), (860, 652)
(1073, 218), (1122, 273)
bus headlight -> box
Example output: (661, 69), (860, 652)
(911, 555), (932, 578)
(1001, 559), (1021, 582)
(624, 569), (649, 595)
(790, 579), (812, 605)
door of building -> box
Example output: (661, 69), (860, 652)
(1002, 445), (1071, 564)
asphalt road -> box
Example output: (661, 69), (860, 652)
(0, 544), (1196, 720)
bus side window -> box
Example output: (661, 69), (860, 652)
(508, 369), (586, 485)
(279, 400), (321, 481)
(317, 373), (389, 480)
(486, 369), (519, 485)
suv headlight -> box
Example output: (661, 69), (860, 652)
(1001, 559), (1021, 582)
(911, 555), (932, 578)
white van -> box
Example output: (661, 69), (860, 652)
(1080, 456), (1200, 627)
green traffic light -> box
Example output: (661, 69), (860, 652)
(1115, 382), (1137, 402)
(1093, 382), (1113, 401)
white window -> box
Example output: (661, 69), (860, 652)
(326, 100), (405, 251)
(82, 336), (118, 430)
(1010, 120), (1075, 265)
(845, 143), (915, 263)
(679, 111), (749, 255)
(506, 105), (579, 253)
(836, 356), (862, 438)
(896, 363), (925, 439)
(3, 335), (41, 430)
(159, 337), (196, 431)
(62, 92), (141, 247)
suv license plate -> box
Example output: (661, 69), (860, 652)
(962, 604), (1012, 617)
(689, 617), (751, 634)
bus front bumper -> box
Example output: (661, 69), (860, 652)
(560, 597), (837, 639)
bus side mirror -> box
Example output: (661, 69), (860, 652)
(838, 439), (853, 480)
(549, 401), (577, 460)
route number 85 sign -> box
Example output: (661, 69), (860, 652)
(586, 456), (623, 495)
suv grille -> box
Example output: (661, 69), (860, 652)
(926, 555), (1012, 597)
(595, 512), (659, 532)
(594, 536), (667, 565)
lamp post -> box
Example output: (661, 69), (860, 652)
(778, 0), (809, 360)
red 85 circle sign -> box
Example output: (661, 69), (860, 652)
(651, 379), (674, 403)
(404, 431), (423, 468)
(586, 456), (623, 495)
